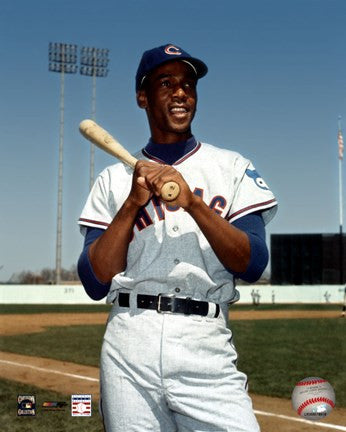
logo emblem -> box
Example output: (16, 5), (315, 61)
(164, 45), (182, 56)
(245, 169), (269, 190)
(71, 394), (92, 417)
(17, 395), (36, 416)
(42, 401), (68, 411)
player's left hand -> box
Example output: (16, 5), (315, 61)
(137, 162), (194, 208)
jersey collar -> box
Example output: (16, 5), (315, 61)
(142, 136), (200, 165)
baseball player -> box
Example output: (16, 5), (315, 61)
(78, 43), (277, 432)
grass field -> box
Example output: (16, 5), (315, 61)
(1, 325), (104, 366)
(230, 318), (346, 405)
(0, 304), (112, 314)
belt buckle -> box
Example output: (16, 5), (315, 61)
(157, 293), (175, 313)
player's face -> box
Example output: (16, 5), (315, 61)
(137, 61), (198, 144)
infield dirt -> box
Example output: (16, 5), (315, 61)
(0, 309), (341, 336)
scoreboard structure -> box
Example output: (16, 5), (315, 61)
(270, 234), (346, 285)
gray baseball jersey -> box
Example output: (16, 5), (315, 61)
(78, 141), (277, 304)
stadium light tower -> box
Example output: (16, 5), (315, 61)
(80, 46), (110, 190)
(48, 42), (78, 285)
(337, 116), (344, 284)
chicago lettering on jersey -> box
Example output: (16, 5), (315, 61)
(133, 187), (227, 235)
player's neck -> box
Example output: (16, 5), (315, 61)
(150, 129), (193, 145)
(144, 136), (198, 165)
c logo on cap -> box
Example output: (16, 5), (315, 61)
(164, 45), (182, 56)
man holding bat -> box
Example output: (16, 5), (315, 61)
(78, 43), (277, 431)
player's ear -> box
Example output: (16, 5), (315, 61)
(136, 90), (147, 109)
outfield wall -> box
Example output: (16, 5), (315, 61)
(0, 284), (344, 304)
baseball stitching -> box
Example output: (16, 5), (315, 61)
(297, 397), (335, 415)
(296, 379), (327, 386)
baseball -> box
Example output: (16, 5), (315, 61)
(291, 377), (335, 420)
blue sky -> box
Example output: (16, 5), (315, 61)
(0, 0), (345, 282)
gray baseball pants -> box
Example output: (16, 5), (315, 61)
(99, 296), (260, 432)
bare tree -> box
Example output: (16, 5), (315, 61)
(9, 265), (80, 284)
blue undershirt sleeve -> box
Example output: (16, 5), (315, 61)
(230, 211), (269, 283)
(77, 227), (111, 300)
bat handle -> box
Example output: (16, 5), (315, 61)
(161, 181), (180, 202)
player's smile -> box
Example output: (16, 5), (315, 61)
(169, 104), (190, 120)
(137, 61), (197, 143)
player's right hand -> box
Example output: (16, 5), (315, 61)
(127, 160), (159, 207)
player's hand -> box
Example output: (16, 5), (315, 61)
(126, 160), (155, 207)
(129, 160), (194, 208)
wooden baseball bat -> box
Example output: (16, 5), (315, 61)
(79, 119), (180, 201)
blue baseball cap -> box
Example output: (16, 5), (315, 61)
(135, 43), (208, 91)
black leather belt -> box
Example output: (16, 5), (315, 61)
(118, 292), (220, 318)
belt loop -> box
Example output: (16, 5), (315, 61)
(206, 302), (217, 318)
(157, 293), (163, 313)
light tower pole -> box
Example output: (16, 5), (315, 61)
(48, 42), (78, 284)
(80, 46), (110, 190)
(337, 116), (344, 284)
